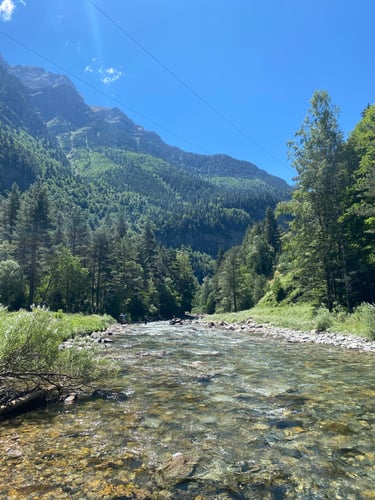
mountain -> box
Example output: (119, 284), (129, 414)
(0, 56), (291, 255)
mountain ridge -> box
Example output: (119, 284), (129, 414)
(0, 55), (290, 255)
(8, 61), (290, 193)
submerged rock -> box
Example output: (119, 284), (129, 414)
(154, 452), (198, 487)
(63, 393), (77, 405)
(91, 389), (129, 401)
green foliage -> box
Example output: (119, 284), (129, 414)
(275, 90), (375, 311)
(313, 307), (333, 332)
(196, 208), (282, 314)
(294, 303), (375, 339)
(39, 246), (90, 312)
(350, 303), (375, 340)
(0, 259), (25, 310)
(284, 90), (351, 310)
(0, 308), (116, 404)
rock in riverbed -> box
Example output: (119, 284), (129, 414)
(154, 452), (198, 487)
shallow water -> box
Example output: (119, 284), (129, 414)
(1, 321), (375, 499)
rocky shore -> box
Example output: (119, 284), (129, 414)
(197, 318), (375, 353)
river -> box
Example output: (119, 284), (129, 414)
(1, 321), (374, 499)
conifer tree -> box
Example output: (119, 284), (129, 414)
(15, 180), (51, 306)
(283, 90), (351, 309)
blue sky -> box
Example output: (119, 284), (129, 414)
(0, 0), (374, 183)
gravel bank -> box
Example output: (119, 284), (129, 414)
(198, 318), (375, 353)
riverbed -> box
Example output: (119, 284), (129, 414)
(1, 321), (374, 498)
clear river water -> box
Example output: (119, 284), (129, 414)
(0, 321), (374, 499)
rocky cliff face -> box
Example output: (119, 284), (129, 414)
(2, 57), (291, 193)
(0, 63), (47, 137)
(9, 65), (93, 132)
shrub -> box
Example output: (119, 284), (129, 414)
(313, 307), (333, 331)
(0, 307), (115, 400)
(354, 303), (375, 340)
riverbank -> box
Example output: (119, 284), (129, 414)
(196, 317), (375, 353)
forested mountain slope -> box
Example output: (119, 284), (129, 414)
(1, 56), (290, 255)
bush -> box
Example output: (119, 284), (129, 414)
(353, 303), (375, 340)
(0, 307), (115, 400)
(313, 307), (333, 331)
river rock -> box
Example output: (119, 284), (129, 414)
(154, 452), (198, 487)
(196, 318), (375, 353)
(64, 393), (77, 405)
(91, 389), (128, 401)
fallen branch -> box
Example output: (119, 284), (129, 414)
(0, 387), (54, 417)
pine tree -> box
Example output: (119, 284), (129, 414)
(15, 181), (51, 306)
(283, 90), (351, 309)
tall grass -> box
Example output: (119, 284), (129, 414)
(205, 302), (375, 340)
(51, 311), (115, 340)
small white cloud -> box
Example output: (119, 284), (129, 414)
(0, 0), (25, 21)
(84, 59), (123, 85)
(100, 67), (123, 85)
(0, 0), (16, 21)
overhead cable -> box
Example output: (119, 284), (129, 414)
(87, 0), (287, 167)
(0, 30), (210, 154)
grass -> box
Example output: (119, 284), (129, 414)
(0, 308), (116, 341)
(204, 302), (375, 340)
(206, 303), (315, 331)
(51, 311), (116, 340)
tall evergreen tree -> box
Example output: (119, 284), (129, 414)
(281, 91), (351, 310)
(217, 246), (241, 312)
(15, 181), (51, 306)
(0, 182), (21, 244)
(89, 228), (111, 312)
(345, 105), (375, 302)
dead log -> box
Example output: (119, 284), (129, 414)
(0, 387), (53, 417)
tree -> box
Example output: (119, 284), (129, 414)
(15, 181), (52, 306)
(66, 207), (92, 265)
(217, 246), (241, 312)
(107, 234), (147, 320)
(282, 90), (351, 310)
(40, 246), (89, 312)
(263, 206), (281, 255)
(0, 183), (21, 243)
(0, 260), (25, 309)
(89, 228), (112, 312)
(345, 105), (375, 303)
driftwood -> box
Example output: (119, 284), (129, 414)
(0, 387), (54, 418)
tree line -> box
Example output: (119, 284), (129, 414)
(0, 181), (198, 320)
(0, 90), (373, 319)
(197, 91), (375, 313)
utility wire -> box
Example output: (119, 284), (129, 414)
(87, 0), (287, 167)
(0, 30), (210, 155)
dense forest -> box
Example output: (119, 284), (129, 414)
(0, 56), (374, 320)
(200, 91), (375, 314)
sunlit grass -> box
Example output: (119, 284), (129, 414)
(206, 303), (315, 331)
(204, 302), (375, 340)
(51, 312), (116, 340)
(0, 309), (116, 341)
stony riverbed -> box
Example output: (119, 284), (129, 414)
(1, 320), (374, 498)
(197, 317), (375, 353)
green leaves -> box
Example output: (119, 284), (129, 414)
(0, 308), (115, 402)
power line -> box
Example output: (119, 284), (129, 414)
(0, 30), (210, 155)
(87, 0), (287, 167)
